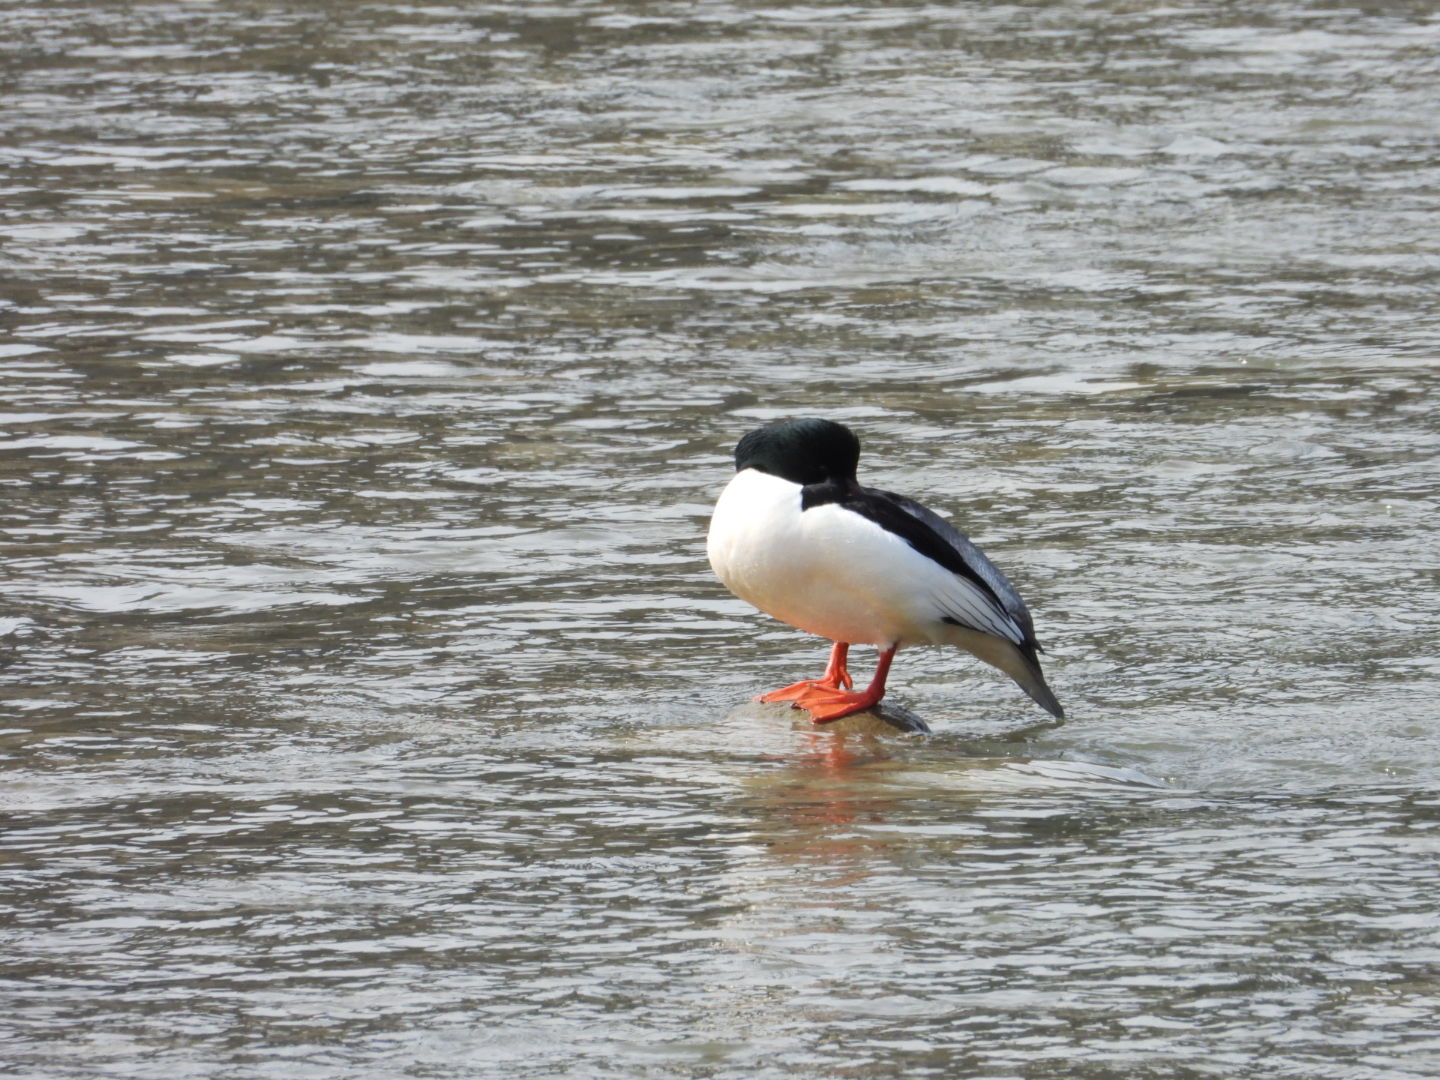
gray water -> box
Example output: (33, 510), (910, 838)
(3, 2), (1439, 1077)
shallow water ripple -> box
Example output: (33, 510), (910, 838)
(3, 2), (1440, 1078)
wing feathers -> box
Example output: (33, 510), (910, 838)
(803, 479), (1041, 650)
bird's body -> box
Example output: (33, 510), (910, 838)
(707, 418), (1063, 723)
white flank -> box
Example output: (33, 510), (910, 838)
(707, 469), (1023, 648)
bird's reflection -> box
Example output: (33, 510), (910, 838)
(743, 724), (915, 883)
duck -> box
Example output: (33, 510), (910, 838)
(707, 418), (1063, 724)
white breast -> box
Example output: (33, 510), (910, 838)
(707, 468), (987, 648)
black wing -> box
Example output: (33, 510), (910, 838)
(804, 480), (1043, 650)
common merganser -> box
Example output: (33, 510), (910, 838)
(707, 418), (1064, 724)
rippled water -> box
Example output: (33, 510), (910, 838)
(3, 2), (1439, 1078)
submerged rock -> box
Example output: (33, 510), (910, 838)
(730, 699), (931, 736)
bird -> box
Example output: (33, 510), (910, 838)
(707, 418), (1063, 724)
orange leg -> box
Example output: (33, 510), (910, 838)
(757, 642), (853, 703)
(820, 641), (853, 691)
(793, 644), (897, 724)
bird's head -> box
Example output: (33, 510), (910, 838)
(734, 418), (861, 487)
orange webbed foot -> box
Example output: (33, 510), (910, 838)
(792, 686), (884, 724)
(756, 642), (852, 702)
(756, 680), (828, 703)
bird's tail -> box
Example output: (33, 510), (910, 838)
(1011, 649), (1065, 720)
(945, 627), (1065, 721)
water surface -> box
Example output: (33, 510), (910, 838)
(3, 2), (1439, 1078)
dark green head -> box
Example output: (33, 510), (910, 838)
(733, 418), (861, 486)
